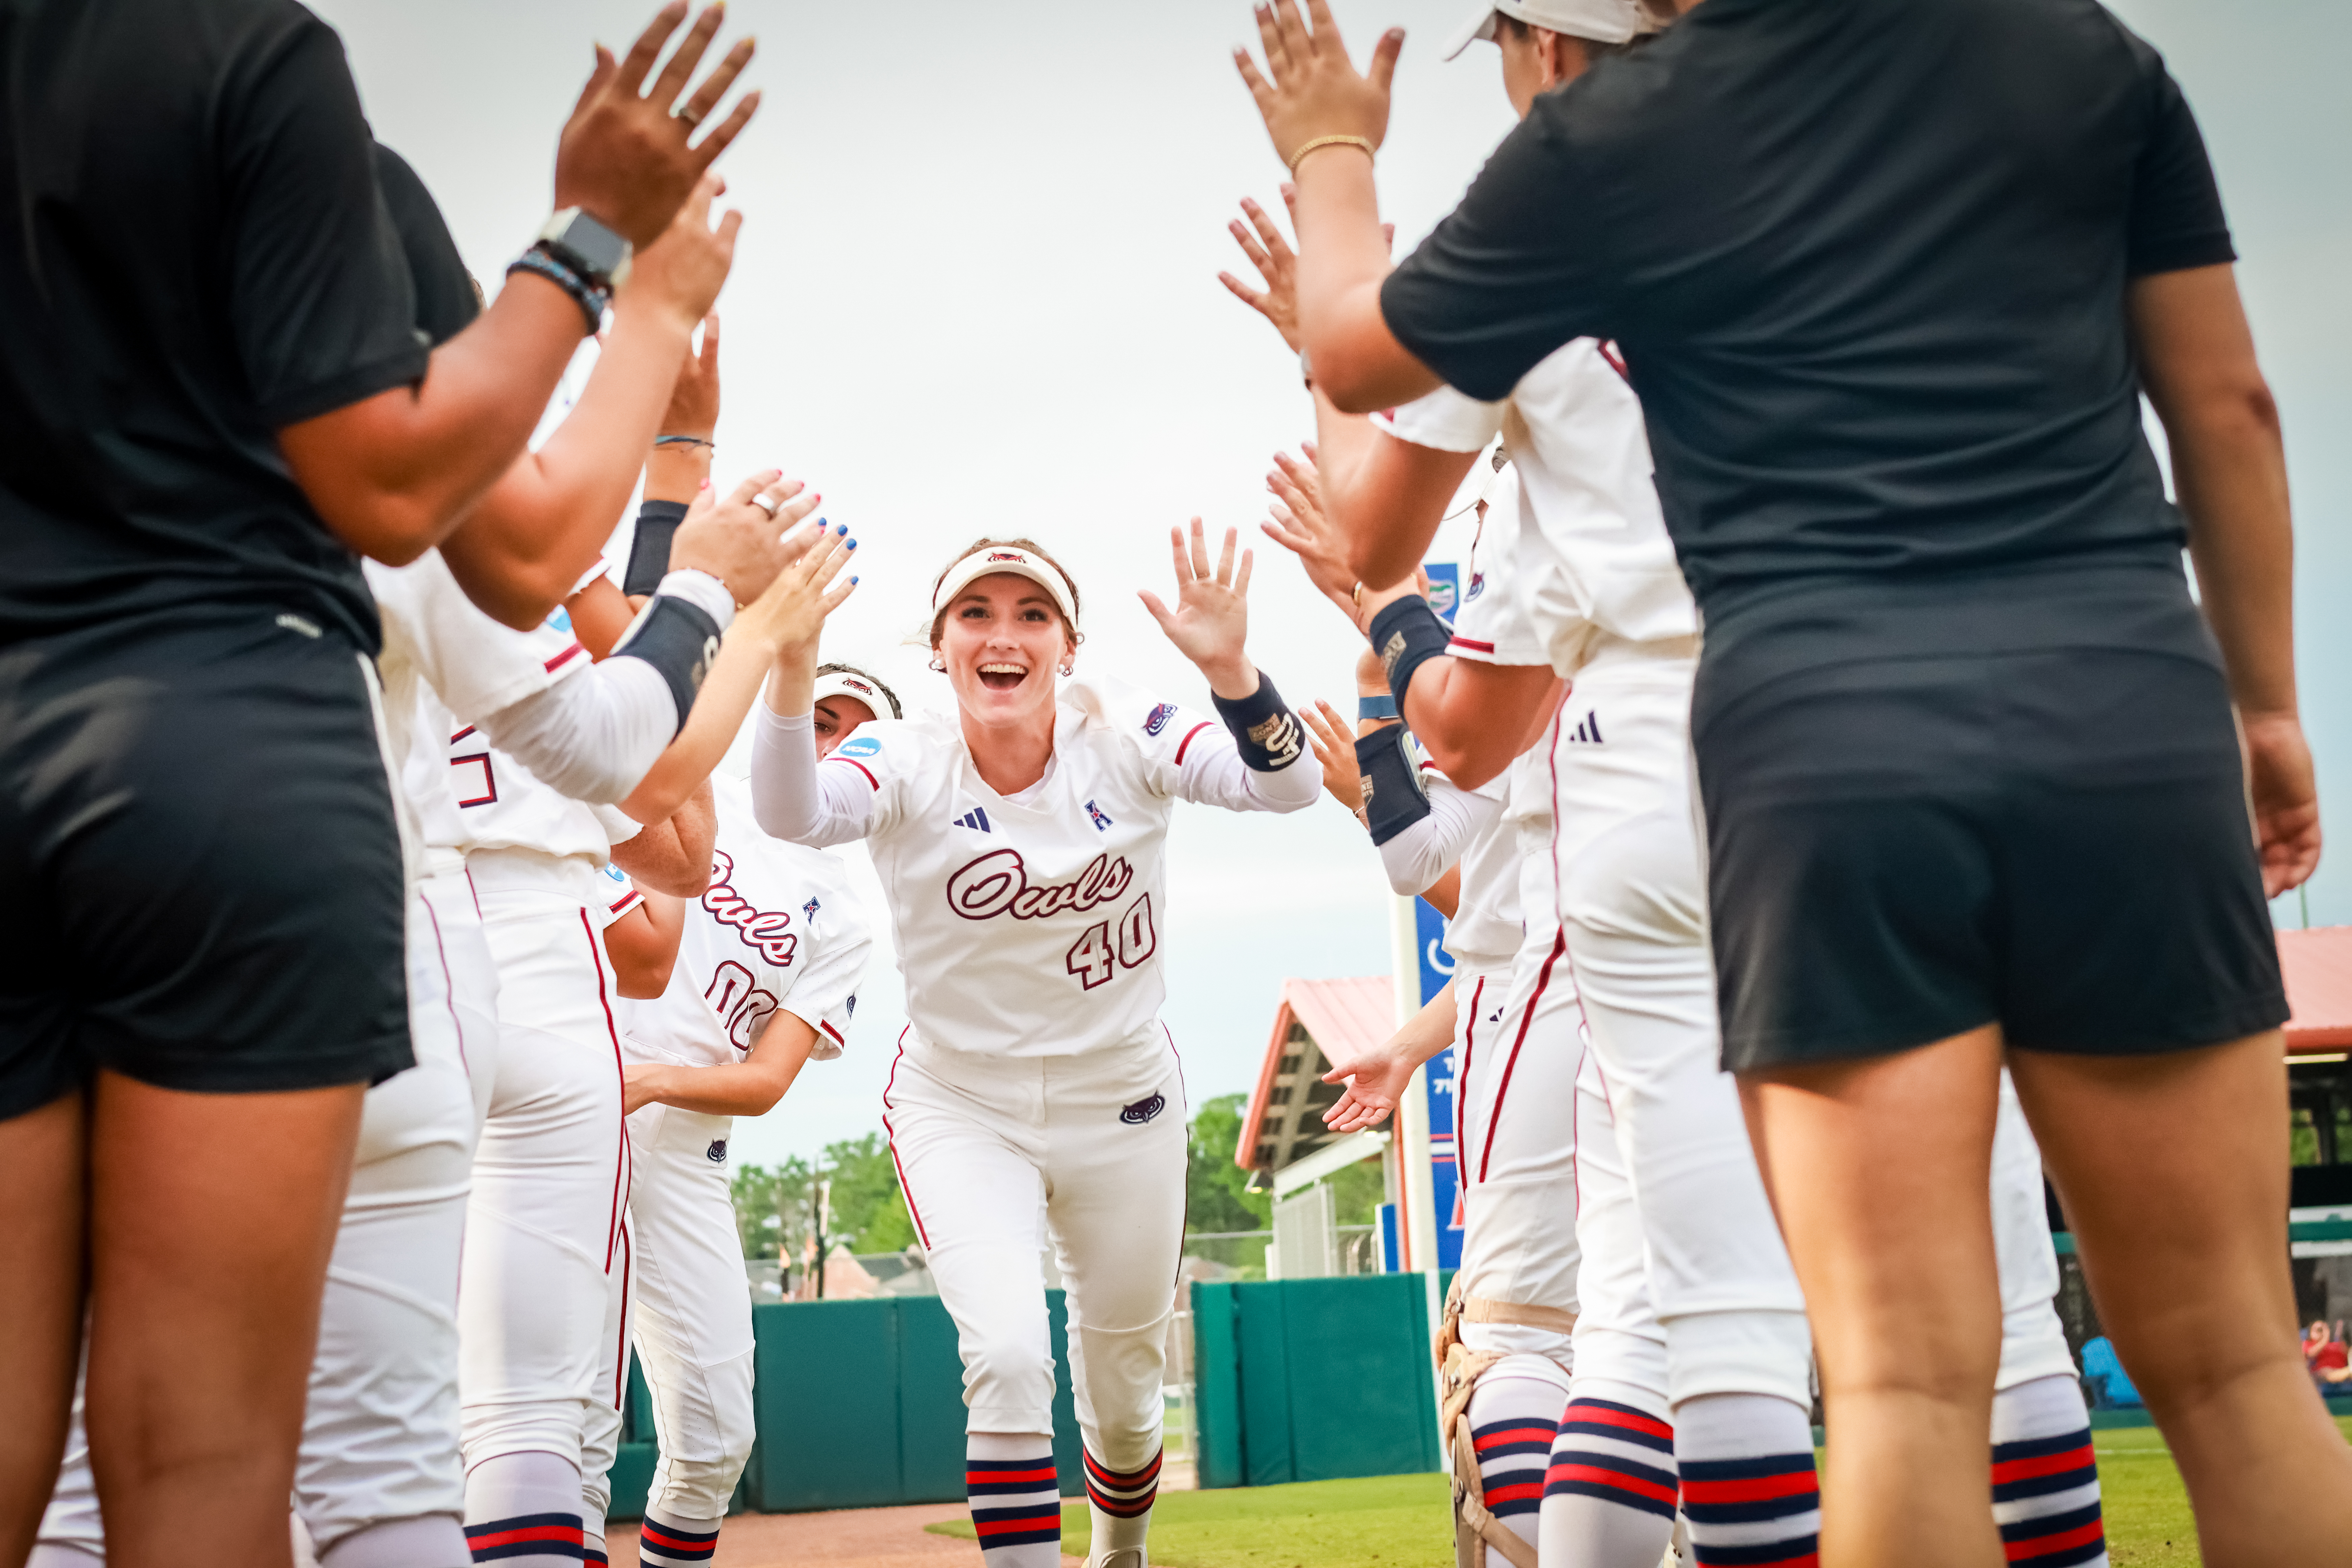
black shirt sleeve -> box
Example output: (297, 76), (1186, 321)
(374, 143), (482, 349)
(1378, 105), (1617, 403)
(2124, 66), (2235, 278)
(220, 16), (430, 426)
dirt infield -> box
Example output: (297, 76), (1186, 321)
(607, 1503), (984, 1568)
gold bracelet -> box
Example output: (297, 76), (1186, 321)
(1287, 133), (1376, 175)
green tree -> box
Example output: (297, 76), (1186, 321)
(730, 1157), (813, 1261)
(1187, 1092), (1271, 1235)
(818, 1131), (917, 1254)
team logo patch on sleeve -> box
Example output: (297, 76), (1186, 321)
(1086, 799), (1113, 832)
(1142, 703), (1173, 736)
(1119, 1093), (1166, 1126)
(706, 1140), (728, 1163)
(836, 735), (882, 759)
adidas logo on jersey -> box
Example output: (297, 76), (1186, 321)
(1086, 799), (1113, 832)
(954, 807), (993, 833)
(1566, 710), (1605, 744)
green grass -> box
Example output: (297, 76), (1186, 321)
(925, 1419), (2352, 1566)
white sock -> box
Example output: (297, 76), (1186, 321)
(967, 1432), (1061, 1568)
(1991, 1374), (2108, 1568)
(463, 1451), (586, 1567)
(1083, 1442), (1161, 1554)
(580, 1522), (606, 1567)
(1465, 1359), (1568, 1557)
(635, 1504), (724, 1566)
(1541, 1379), (1679, 1568)
(1674, 1392), (1819, 1568)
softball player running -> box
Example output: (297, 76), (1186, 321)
(605, 670), (886, 1565)
(750, 528), (1318, 1568)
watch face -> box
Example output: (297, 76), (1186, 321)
(546, 210), (630, 285)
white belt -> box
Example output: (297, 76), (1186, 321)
(462, 844), (607, 906)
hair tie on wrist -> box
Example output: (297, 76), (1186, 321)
(1287, 134), (1376, 175)
(654, 435), (713, 450)
(1357, 694), (1399, 721)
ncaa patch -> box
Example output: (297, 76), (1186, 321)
(836, 735), (882, 759)
(1119, 1093), (1166, 1126)
(706, 1140), (729, 1163)
(1142, 703), (1174, 736)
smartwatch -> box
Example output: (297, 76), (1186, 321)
(536, 209), (633, 291)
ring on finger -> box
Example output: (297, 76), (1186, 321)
(677, 106), (704, 128)
(750, 493), (778, 518)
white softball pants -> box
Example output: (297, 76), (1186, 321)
(459, 876), (628, 1478)
(1453, 941), (1586, 1370)
(592, 1103), (756, 1521)
(36, 866), (499, 1562)
(883, 1027), (1186, 1469)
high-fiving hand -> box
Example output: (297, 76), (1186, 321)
(1233, 0), (1403, 173)
(1140, 519), (1263, 701)
(557, 3), (761, 248)
(735, 521), (858, 661)
(668, 471), (819, 605)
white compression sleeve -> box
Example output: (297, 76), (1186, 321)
(1376, 776), (1502, 897)
(748, 704), (876, 847)
(1173, 724), (1323, 814)
(475, 657), (676, 805)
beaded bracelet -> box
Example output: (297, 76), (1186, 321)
(505, 245), (607, 334)
(1287, 133), (1375, 174)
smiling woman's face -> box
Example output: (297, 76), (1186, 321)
(936, 572), (1075, 729)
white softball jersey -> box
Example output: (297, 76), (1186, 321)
(619, 774), (873, 1073)
(755, 671), (1320, 1057)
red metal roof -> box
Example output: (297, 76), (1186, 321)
(1235, 977), (1397, 1172)
(2282, 927), (2352, 1050)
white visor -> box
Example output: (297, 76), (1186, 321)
(812, 668), (896, 721)
(1442, 0), (1652, 60)
(930, 546), (1078, 630)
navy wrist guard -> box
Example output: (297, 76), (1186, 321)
(1356, 727), (1432, 845)
(611, 592), (722, 736)
(622, 499), (690, 596)
(1210, 673), (1306, 772)
(1367, 596), (1451, 714)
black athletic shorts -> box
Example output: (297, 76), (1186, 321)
(1695, 578), (2286, 1072)
(0, 609), (413, 1119)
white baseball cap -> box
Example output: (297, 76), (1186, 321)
(930, 544), (1079, 629)
(1442, 0), (1654, 59)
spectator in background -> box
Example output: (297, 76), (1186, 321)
(2304, 1321), (2350, 1386)
(0, 3), (756, 1565)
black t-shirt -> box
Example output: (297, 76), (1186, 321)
(1382, 0), (2235, 666)
(375, 143), (482, 350)
(0, 0), (431, 649)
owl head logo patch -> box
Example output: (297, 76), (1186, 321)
(1119, 1093), (1166, 1126)
(706, 1140), (729, 1163)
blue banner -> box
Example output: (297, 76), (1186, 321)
(1424, 561), (1461, 624)
(1416, 897), (1463, 1270)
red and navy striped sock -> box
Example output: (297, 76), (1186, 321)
(1466, 1362), (1570, 1554)
(462, 1513), (585, 1564)
(1676, 1393), (1820, 1568)
(1083, 1443), (1162, 1552)
(1540, 1392), (1680, 1568)
(1991, 1374), (2108, 1567)
(635, 1507), (722, 1566)
(579, 1530), (607, 1568)
(967, 1435), (1062, 1568)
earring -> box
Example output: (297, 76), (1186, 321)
(929, 655), (946, 672)
(1059, 663), (1073, 676)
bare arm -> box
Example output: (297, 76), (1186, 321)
(1234, 0), (1440, 413)
(622, 1008), (819, 1118)
(1319, 978), (1456, 1133)
(610, 782), (717, 898)
(606, 892), (686, 1000)
(276, 5), (759, 585)
(2133, 263), (2318, 894)
(435, 184), (740, 627)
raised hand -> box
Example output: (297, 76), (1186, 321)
(556, 3), (761, 247)
(1218, 193), (1301, 350)
(734, 520), (859, 660)
(1259, 445), (1361, 620)
(1320, 1039), (1414, 1133)
(1138, 518), (1260, 700)
(1233, 0), (1404, 173)
(658, 312), (722, 441)
(1301, 699), (1365, 815)
(624, 176), (741, 336)
(667, 470), (820, 604)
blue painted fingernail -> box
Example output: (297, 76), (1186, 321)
(847, 539), (857, 549)
(835, 522), (849, 535)
(850, 575), (860, 585)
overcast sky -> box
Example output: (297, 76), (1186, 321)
(315, 0), (2352, 1170)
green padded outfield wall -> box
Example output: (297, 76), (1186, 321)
(1191, 1275), (1442, 1488)
(605, 1291), (1088, 1518)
